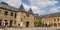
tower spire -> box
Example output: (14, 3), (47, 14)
(28, 2), (34, 14)
(19, 0), (25, 11)
(28, 7), (33, 14)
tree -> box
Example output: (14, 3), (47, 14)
(34, 20), (43, 27)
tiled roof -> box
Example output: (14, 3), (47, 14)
(0, 3), (35, 15)
(41, 12), (60, 18)
(0, 3), (20, 11)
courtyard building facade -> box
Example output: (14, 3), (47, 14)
(41, 13), (60, 27)
(0, 2), (35, 28)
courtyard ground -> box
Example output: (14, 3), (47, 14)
(0, 27), (60, 30)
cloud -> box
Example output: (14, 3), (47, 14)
(4, 0), (21, 8)
(23, 4), (46, 15)
(50, 6), (60, 13)
(30, 6), (46, 15)
(34, 9), (46, 15)
(23, 4), (30, 11)
(2, 0), (59, 15)
(29, 0), (58, 7)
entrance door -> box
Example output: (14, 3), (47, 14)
(26, 22), (29, 28)
(10, 20), (13, 27)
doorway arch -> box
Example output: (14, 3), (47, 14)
(26, 21), (29, 28)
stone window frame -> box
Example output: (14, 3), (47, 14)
(14, 13), (17, 18)
(4, 11), (8, 15)
(58, 23), (60, 26)
(14, 20), (16, 24)
(11, 12), (13, 16)
(0, 9), (2, 13)
(54, 23), (57, 26)
(57, 18), (59, 21)
(54, 18), (56, 21)
(0, 19), (2, 25)
(26, 14), (30, 17)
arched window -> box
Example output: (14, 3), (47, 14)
(58, 23), (60, 26)
(54, 18), (56, 21)
(10, 20), (13, 27)
(4, 11), (8, 15)
(14, 20), (16, 24)
(21, 19), (22, 22)
(54, 23), (57, 26)
(14, 13), (16, 18)
(11, 12), (13, 16)
(0, 10), (1, 13)
(26, 14), (29, 17)
(0, 20), (2, 25)
(57, 18), (59, 21)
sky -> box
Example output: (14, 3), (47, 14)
(0, 0), (60, 15)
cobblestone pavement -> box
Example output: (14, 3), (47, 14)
(0, 27), (60, 30)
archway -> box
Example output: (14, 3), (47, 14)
(9, 20), (13, 27)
